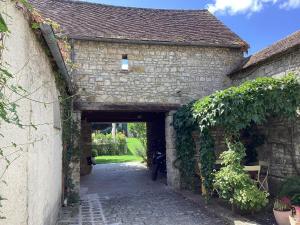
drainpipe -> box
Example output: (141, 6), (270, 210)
(39, 24), (73, 94)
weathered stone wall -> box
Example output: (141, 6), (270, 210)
(256, 118), (300, 194)
(231, 46), (300, 85)
(72, 40), (244, 106)
(0, 2), (63, 225)
(165, 111), (181, 189)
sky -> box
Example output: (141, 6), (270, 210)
(86, 0), (300, 55)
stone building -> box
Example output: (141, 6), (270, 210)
(30, 0), (249, 189)
(1, 0), (299, 223)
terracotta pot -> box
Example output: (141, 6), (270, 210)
(273, 209), (292, 225)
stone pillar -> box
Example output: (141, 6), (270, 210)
(69, 110), (81, 197)
(165, 111), (181, 189)
(80, 119), (93, 176)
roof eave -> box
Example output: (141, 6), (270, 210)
(40, 24), (74, 94)
(69, 36), (246, 49)
(228, 43), (300, 78)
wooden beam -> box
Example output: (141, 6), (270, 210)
(74, 102), (180, 112)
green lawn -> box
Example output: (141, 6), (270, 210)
(126, 137), (144, 155)
(95, 155), (142, 164)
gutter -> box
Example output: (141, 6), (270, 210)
(40, 24), (73, 94)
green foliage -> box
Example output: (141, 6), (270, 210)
(274, 197), (292, 211)
(278, 176), (300, 198)
(214, 141), (269, 211)
(174, 75), (300, 196)
(94, 155), (142, 164)
(292, 194), (300, 206)
(92, 132), (127, 156)
(199, 130), (215, 193)
(193, 75), (300, 133)
(0, 14), (8, 33)
(128, 122), (147, 148)
(173, 102), (198, 188)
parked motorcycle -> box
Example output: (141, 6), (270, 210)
(151, 151), (166, 181)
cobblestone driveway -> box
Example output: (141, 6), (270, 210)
(58, 162), (226, 225)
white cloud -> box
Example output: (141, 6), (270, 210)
(280, 0), (300, 9)
(207, 0), (300, 15)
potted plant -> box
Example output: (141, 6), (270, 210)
(273, 197), (292, 225)
(291, 194), (300, 222)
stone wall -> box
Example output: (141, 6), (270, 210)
(0, 2), (63, 225)
(165, 111), (181, 189)
(72, 40), (244, 107)
(231, 46), (300, 84)
(256, 118), (300, 194)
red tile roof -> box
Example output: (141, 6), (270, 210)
(30, 0), (248, 49)
(230, 30), (300, 76)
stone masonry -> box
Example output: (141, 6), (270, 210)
(231, 46), (300, 84)
(73, 41), (244, 106)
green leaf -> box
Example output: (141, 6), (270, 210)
(0, 14), (8, 33)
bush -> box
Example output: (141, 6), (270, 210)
(92, 132), (127, 155)
(291, 194), (300, 206)
(214, 141), (269, 212)
(278, 176), (300, 198)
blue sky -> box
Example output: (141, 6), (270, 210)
(87, 0), (300, 55)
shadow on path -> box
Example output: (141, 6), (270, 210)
(58, 162), (226, 225)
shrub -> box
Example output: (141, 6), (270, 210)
(214, 140), (269, 212)
(292, 194), (300, 206)
(92, 132), (127, 155)
(278, 176), (300, 198)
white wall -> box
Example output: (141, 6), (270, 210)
(0, 2), (63, 225)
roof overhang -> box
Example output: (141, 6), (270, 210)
(40, 24), (73, 94)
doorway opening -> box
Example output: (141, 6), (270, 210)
(80, 110), (167, 178)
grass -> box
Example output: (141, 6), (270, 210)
(94, 138), (145, 164)
(95, 155), (142, 164)
(126, 137), (144, 155)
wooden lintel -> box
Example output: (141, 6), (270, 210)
(74, 102), (181, 112)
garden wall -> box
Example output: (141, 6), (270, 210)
(0, 3), (63, 225)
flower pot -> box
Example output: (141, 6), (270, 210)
(273, 209), (292, 225)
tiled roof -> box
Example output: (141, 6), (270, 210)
(230, 30), (300, 75)
(29, 0), (248, 49)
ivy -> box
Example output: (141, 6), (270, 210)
(174, 74), (300, 196)
(173, 101), (197, 188)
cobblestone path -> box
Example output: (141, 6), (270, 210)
(57, 162), (226, 225)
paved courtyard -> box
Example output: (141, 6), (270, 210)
(58, 162), (226, 225)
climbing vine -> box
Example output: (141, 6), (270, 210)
(174, 74), (300, 196)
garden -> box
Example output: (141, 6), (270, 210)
(91, 122), (147, 164)
(173, 74), (300, 224)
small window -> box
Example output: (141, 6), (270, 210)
(121, 54), (128, 70)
